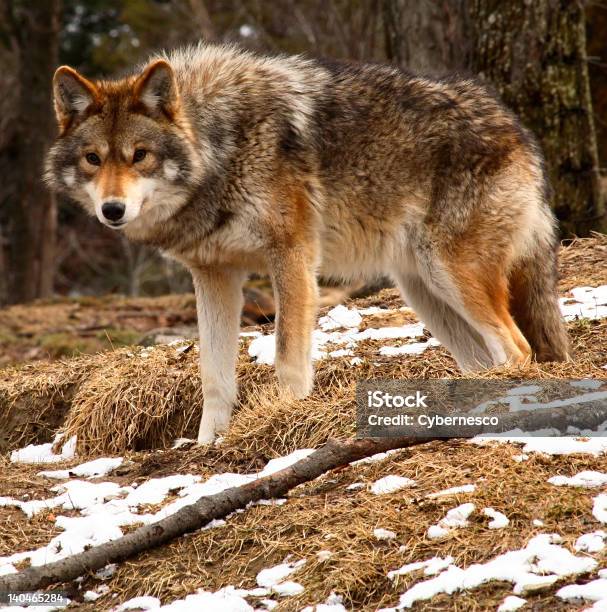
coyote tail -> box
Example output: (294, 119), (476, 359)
(509, 239), (570, 362)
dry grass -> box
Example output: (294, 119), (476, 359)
(559, 232), (607, 293)
(1, 235), (605, 457)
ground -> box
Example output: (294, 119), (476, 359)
(0, 235), (606, 611)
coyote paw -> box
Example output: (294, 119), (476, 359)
(277, 362), (314, 399)
(197, 425), (217, 445)
(197, 402), (232, 445)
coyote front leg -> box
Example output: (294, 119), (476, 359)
(192, 266), (246, 444)
(270, 246), (318, 398)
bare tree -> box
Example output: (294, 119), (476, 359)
(0, 0), (61, 304)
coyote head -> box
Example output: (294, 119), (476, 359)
(45, 60), (204, 234)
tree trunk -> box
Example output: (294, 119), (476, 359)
(586, 1), (607, 172)
(382, 0), (605, 237)
(467, 0), (603, 236)
(0, 0), (61, 305)
(383, 0), (470, 74)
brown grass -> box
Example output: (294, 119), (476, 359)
(559, 232), (607, 293)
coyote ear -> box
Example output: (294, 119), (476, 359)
(133, 60), (179, 118)
(53, 66), (98, 130)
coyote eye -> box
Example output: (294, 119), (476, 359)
(133, 149), (147, 163)
(85, 152), (101, 166)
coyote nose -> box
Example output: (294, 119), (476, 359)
(101, 201), (126, 222)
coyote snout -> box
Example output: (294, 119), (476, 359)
(101, 201), (126, 225)
(46, 43), (569, 446)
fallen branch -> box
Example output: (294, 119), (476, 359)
(0, 436), (434, 593)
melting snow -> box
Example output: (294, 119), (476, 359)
(548, 471), (607, 488)
(143, 586), (255, 611)
(256, 559), (306, 596)
(124, 474), (201, 506)
(426, 484), (476, 499)
(374, 528), (396, 540)
(593, 494), (607, 523)
(10, 434), (76, 464)
(497, 595), (527, 611)
(301, 593), (347, 611)
(370, 475), (416, 495)
(318, 305), (362, 330)
(473, 436), (607, 456)
(247, 305), (434, 365)
(388, 556), (454, 580)
(426, 503), (475, 539)
(557, 573), (607, 608)
(270, 581), (304, 596)
(256, 560), (306, 588)
(115, 596), (161, 610)
(248, 284), (607, 368)
(38, 457), (123, 480)
(0, 449), (313, 575)
(574, 531), (607, 553)
(350, 449), (401, 466)
(560, 285), (607, 321)
(379, 338), (440, 356)
(383, 534), (597, 609)
(483, 507), (509, 529)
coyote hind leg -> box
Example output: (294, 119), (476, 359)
(394, 272), (494, 371)
(439, 261), (532, 369)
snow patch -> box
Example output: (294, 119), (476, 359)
(426, 484), (475, 499)
(483, 507), (509, 529)
(574, 531), (607, 553)
(10, 434), (77, 464)
(318, 305), (362, 330)
(548, 471), (607, 488)
(427, 503), (475, 539)
(557, 576), (607, 607)
(560, 285), (607, 321)
(256, 559), (306, 597)
(386, 534), (596, 609)
(370, 475), (416, 495)
(39, 457), (123, 480)
(473, 436), (607, 456)
(593, 494), (607, 523)
(388, 556), (454, 580)
(248, 305), (434, 365)
(115, 596), (161, 610)
(497, 595), (527, 611)
(374, 528), (396, 540)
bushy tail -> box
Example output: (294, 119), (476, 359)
(509, 240), (570, 362)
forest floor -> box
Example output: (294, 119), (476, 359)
(0, 234), (606, 611)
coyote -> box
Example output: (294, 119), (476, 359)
(46, 44), (569, 444)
